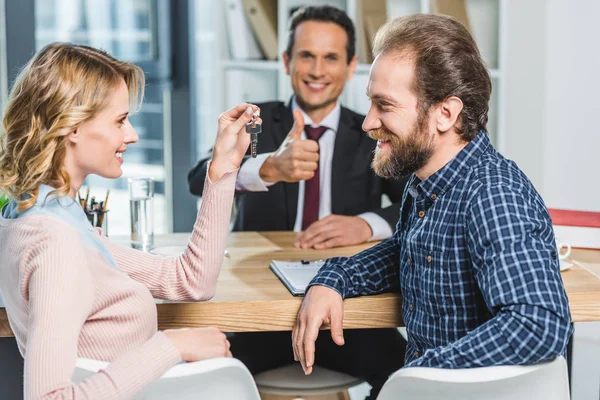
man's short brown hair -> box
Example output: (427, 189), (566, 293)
(373, 14), (492, 141)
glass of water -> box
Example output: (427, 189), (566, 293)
(128, 177), (154, 251)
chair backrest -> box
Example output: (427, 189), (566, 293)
(377, 357), (570, 400)
(73, 357), (261, 400)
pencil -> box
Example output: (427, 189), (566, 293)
(98, 189), (110, 228)
(103, 189), (110, 211)
(84, 187), (90, 211)
(78, 191), (86, 209)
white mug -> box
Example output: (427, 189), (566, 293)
(556, 239), (572, 260)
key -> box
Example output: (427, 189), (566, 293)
(246, 116), (262, 158)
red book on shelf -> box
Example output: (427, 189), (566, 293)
(549, 208), (600, 249)
(548, 208), (600, 228)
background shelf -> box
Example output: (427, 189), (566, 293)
(194, 0), (505, 155)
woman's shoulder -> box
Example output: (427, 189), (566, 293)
(2, 213), (80, 238)
(0, 214), (85, 262)
(0, 215), (92, 303)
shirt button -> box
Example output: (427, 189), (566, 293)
(409, 304), (415, 312)
(427, 255), (432, 263)
(431, 194), (437, 200)
(415, 352), (421, 358)
(418, 210), (425, 218)
(407, 259), (412, 265)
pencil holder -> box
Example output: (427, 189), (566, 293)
(86, 210), (109, 236)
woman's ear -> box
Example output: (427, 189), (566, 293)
(435, 96), (463, 133)
(68, 128), (80, 144)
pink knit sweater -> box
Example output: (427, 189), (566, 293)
(0, 170), (236, 399)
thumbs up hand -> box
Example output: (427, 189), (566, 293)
(259, 110), (320, 183)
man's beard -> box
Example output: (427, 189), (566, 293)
(368, 116), (434, 179)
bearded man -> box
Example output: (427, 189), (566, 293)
(291, 13), (573, 376)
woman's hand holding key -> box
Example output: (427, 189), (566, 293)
(209, 103), (262, 182)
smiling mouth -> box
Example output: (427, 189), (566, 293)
(304, 81), (329, 90)
(376, 140), (393, 150)
(115, 150), (126, 163)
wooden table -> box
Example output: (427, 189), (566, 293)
(2, 232), (600, 337)
(0, 232), (401, 337)
(152, 232), (402, 332)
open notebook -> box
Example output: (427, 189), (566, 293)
(269, 260), (326, 296)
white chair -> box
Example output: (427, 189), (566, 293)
(73, 357), (261, 399)
(377, 357), (570, 400)
(254, 363), (364, 400)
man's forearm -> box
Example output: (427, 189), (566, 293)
(309, 237), (400, 298)
(258, 154), (281, 184)
(358, 212), (393, 241)
(235, 153), (277, 192)
(407, 306), (572, 369)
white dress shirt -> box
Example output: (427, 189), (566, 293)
(236, 97), (393, 240)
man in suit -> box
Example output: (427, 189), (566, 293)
(188, 6), (406, 399)
(188, 7), (409, 251)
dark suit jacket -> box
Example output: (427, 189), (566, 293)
(188, 101), (409, 232)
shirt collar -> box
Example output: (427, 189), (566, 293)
(291, 96), (341, 134)
(2, 184), (118, 268)
(409, 131), (492, 200)
(2, 184), (88, 224)
(1, 199), (17, 219)
(35, 184), (85, 219)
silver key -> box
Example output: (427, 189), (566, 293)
(246, 117), (262, 158)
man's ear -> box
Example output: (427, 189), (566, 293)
(435, 96), (463, 133)
(346, 55), (359, 81)
(282, 51), (291, 76)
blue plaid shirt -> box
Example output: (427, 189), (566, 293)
(310, 132), (573, 368)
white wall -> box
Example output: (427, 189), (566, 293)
(543, 0), (600, 211)
(504, 0), (600, 212)
(503, 0), (546, 191)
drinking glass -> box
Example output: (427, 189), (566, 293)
(128, 177), (154, 251)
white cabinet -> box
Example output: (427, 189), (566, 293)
(191, 0), (505, 154)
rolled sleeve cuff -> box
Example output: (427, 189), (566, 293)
(358, 212), (394, 241)
(308, 264), (348, 298)
(205, 160), (239, 186)
(236, 153), (276, 191)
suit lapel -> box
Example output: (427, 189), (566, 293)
(274, 101), (299, 229)
(331, 108), (361, 215)
(271, 101), (294, 147)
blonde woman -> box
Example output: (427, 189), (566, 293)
(0, 43), (260, 398)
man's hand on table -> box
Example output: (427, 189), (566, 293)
(294, 215), (373, 250)
(292, 285), (345, 375)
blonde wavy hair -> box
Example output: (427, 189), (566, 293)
(0, 42), (144, 211)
